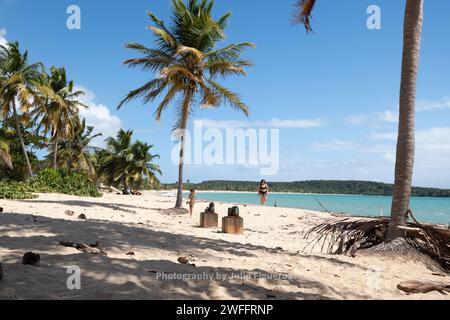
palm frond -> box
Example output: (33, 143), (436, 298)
(206, 79), (249, 116)
(294, 0), (317, 33)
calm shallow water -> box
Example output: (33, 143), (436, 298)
(192, 192), (450, 225)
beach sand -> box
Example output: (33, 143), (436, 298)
(0, 191), (448, 300)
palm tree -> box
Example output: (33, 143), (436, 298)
(118, 0), (254, 208)
(50, 118), (101, 177)
(295, 0), (424, 241)
(0, 42), (43, 178)
(98, 129), (134, 189)
(126, 141), (162, 189)
(98, 130), (161, 191)
(33, 67), (86, 169)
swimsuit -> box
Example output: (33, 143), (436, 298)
(259, 185), (268, 196)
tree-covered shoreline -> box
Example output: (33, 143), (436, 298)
(161, 180), (450, 198)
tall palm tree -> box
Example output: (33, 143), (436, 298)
(0, 42), (43, 178)
(33, 67), (86, 169)
(50, 118), (101, 177)
(295, 0), (424, 241)
(118, 0), (254, 208)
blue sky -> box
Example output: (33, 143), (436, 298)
(1, 0), (450, 187)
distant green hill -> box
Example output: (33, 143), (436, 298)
(160, 180), (450, 198)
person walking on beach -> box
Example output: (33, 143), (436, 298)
(186, 188), (197, 218)
(258, 180), (269, 206)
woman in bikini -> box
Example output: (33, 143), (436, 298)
(186, 188), (197, 218)
(258, 180), (269, 206)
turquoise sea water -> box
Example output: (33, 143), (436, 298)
(192, 192), (450, 225)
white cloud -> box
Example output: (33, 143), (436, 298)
(312, 140), (362, 151)
(370, 127), (450, 149)
(198, 118), (324, 130)
(417, 98), (450, 112)
(377, 110), (398, 123)
(267, 118), (323, 128)
(416, 127), (450, 151)
(308, 127), (450, 187)
(0, 28), (7, 46)
(345, 115), (369, 125)
(76, 86), (123, 147)
(370, 132), (397, 141)
(345, 110), (398, 126)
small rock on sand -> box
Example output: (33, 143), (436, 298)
(178, 257), (196, 267)
(0, 207), (3, 213)
(65, 210), (75, 216)
(22, 252), (40, 266)
(78, 214), (87, 220)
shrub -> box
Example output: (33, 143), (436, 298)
(0, 181), (37, 200)
(30, 169), (102, 197)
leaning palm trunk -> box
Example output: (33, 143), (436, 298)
(388, 0), (424, 241)
(12, 103), (33, 178)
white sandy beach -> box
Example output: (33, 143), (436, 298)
(0, 191), (448, 300)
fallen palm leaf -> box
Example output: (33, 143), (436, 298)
(304, 210), (450, 270)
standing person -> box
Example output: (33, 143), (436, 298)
(258, 180), (269, 206)
(186, 188), (197, 218)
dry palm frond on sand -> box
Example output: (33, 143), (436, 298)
(304, 210), (450, 270)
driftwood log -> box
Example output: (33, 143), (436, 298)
(59, 241), (107, 256)
(398, 281), (450, 295)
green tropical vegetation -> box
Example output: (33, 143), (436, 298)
(97, 129), (162, 191)
(161, 180), (450, 198)
(0, 137), (12, 169)
(32, 66), (86, 169)
(0, 169), (100, 199)
(118, 0), (254, 208)
(0, 116), (47, 181)
(0, 41), (43, 178)
(47, 119), (101, 178)
(0, 40), (162, 199)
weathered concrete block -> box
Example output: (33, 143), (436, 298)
(222, 216), (244, 235)
(200, 212), (219, 228)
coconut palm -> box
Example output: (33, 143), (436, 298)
(0, 42), (43, 178)
(50, 118), (101, 177)
(118, 0), (254, 208)
(33, 67), (86, 169)
(98, 129), (134, 189)
(126, 141), (162, 189)
(295, 0), (424, 241)
(98, 130), (161, 191)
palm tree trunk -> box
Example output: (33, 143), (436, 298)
(12, 103), (33, 178)
(175, 133), (186, 208)
(387, 0), (424, 241)
(175, 89), (193, 209)
(53, 132), (59, 169)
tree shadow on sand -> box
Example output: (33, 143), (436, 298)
(0, 212), (371, 300)
(17, 199), (150, 214)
